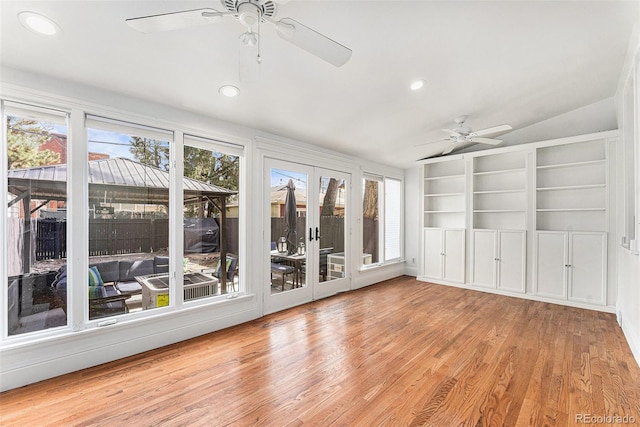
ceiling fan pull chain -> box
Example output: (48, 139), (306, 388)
(256, 18), (262, 64)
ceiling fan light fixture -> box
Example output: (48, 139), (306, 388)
(219, 85), (240, 97)
(237, 2), (261, 28)
(18, 11), (60, 36)
(410, 79), (425, 91)
(239, 30), (259, 46)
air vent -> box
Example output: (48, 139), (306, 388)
(222, 0), (277, 20)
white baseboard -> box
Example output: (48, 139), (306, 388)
(621, 317), (640, 369)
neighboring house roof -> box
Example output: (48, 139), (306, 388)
(8, 157), (235, 205)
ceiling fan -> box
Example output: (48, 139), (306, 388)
(421, 116), (512, 156)
(125, 0), (352, 81)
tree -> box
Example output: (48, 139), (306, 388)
(320, 178), (339, 217)
(129, 137), (169, 171)
(363, 180), (378, 220)
(7, 118), (60, 169)
(183, 146), (239, 218)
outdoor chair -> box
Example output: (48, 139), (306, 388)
(271, 262), (295, 291)
(212, 255), (238, 292)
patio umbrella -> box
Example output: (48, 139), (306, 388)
(284, 179), (298, 255)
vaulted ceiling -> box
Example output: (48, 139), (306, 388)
(1, 1), (637, 168)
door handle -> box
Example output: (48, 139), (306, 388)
(309, 228), (313, 242)
(315, 227), (320, 241)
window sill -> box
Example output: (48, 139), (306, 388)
(358, 259), (405, 272)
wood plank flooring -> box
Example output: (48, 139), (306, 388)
(1, 276), (639, 426)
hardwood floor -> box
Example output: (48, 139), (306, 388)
(1, 276), (639, 426)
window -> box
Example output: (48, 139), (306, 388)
(4, 102), (69, 335)
(183, 135), (241, 299)
(362, 174), (403, 266)
(85, 116), (173, 319)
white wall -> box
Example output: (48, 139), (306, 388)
(614, 25), (640, 367)
(403, 166), (420, 277)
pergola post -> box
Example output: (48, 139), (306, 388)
(219, 196), (227, 294)
(22, 196), (31, 274)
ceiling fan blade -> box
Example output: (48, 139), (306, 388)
(414, 138), (449, 147)
(441, 128), (461, 137)
(472, 137), (503, 145)
(274, 18), (352, 67)
(473, 124), (512, 137)
(442, 144), (456, 155)
(126, 8), (225, 33)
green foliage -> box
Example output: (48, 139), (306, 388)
(7, 117), (61, 169)
(183, 145), (239, 218)
(129, 136), (169, 171)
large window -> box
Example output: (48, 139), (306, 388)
(85, 116), (173, 319)
(182, 135), (240, 299)
(4, 102), (69, 335)
(362, 174), (403, 266)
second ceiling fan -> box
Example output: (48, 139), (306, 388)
(424, 116), (513, 155)
(126, 0), (352, 81)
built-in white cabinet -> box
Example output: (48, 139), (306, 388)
(419, 134), (614, 312)
(472, 229), (526, 293)
(534, 231), (607, 305)
(423, 228), (465, 283)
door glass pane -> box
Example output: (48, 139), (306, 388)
(270, 168), (307, 294)
(319, 175), (347, 282)
(86, 122), (172, 319)
(183, 143), (239, 299)
(6, 106), (68, 335)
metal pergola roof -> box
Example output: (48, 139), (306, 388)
(7, 157), (236, 205)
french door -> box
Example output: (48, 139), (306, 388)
(264, 158), (350, 314)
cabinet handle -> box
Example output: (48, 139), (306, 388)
(494, 258), (500, 261)
(565, 264), (572, 267)
(440, 253), (445, 256)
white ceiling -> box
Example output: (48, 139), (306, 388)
(1, 1), (638, 169)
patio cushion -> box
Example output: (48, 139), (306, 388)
(88, 266), (104, 287)
(119, 259), (154, 282)
(90, 260), (120, 283)
(154, 256), (169, 274)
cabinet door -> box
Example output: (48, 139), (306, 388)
(443, 229), (465, 283)
(472, 230), (496, 288)
(569, 232), (606, 305)
(497, 230), (526, 293)
(535, 231), (567, 299)
(423, 228), (443, 279)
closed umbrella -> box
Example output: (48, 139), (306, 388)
(284, 179), (297, 255)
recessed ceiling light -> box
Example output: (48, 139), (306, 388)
(219, 85), (240, 97)
(18, 11), (60, 36)
(410, 80), (425, 91)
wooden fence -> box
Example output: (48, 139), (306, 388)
(29, 216), (375, 262)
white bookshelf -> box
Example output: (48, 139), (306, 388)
(472, 151), (527, 230)
(536, 140), (607, 232)
(423, 159), (466, 228)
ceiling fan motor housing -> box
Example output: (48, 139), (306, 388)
(223, 0), (277, 27)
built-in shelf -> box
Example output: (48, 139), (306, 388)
(536, 159), (605, 170)
(473, 189), (526, 195)
(536, 208), (606, 212)
(473, 167), (525, 176)
(472, 151), (527, 230)
(536, 140), (607, 232)
(424, 173), (465, 181)
(424, 192), (465, 197)
(536, 184), (606, 192)
(424, 158), (467, 228)
(474, 209), (526, 213)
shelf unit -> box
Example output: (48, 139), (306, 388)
(536, 140), (607, 231)
(423, 159), (466, 228)
(472, 151), (527, 230)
